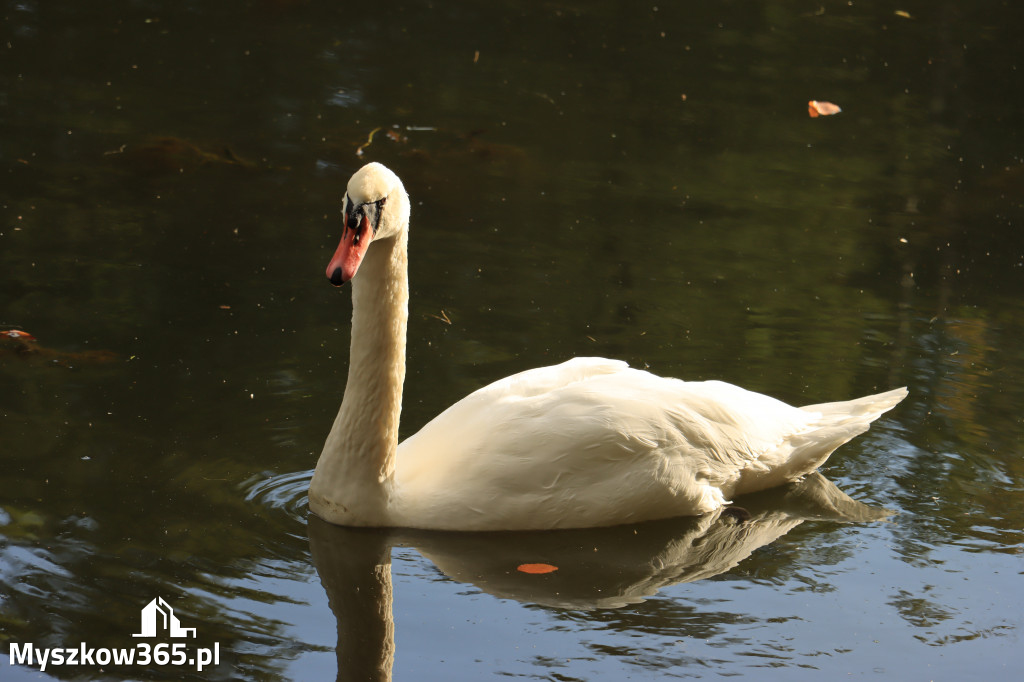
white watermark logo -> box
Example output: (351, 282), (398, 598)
(8, 596), (221, 673)
(133, 597), (197, 638)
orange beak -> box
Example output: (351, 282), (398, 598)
(326, 214), (372, 286)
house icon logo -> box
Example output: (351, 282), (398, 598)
(132, 597), (197, 639)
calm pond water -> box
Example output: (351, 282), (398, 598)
(2, 1), (1023, 679)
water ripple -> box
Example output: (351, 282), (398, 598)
(243, 470), (312, 525)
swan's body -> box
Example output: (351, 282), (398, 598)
(309, 162), (907, 531)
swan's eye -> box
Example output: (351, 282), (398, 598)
(343, 196), (387, 248)
(363, 197), (386, 235)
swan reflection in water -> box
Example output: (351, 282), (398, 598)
(308, 472), (890, 681)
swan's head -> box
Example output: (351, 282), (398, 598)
(326, 162), (410, 286)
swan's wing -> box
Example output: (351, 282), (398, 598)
(392, 358), (904, 529)
(449, 356), (630, 401)
(392, 359), (817, 528)
(396, 357), (634, 481)
(397, 357), (633, 464)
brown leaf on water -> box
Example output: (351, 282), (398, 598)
(808, 100), (842, 117)
(1, 329), (117, 366)
(1, 329), (37, 342)
(1, 329), (41, 357)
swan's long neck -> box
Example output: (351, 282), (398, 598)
(310, 231), (408, 525)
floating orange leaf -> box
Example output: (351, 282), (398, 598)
(1, 329), (36, 341)
(517, 563), (558, 574)
(808, 100), (842, 118)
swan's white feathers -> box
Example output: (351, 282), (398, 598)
(387, 358), (904, 530)
(347, 162), (396, 205)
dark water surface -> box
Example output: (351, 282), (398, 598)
(2, 1), (1023, 679)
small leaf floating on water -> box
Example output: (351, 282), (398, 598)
(517, 563), (558, 574)
(1, 329), (41, 357)
(1, 329), (37, 341)
(1, 329), (117, 365)
(808, 100), (842, 118)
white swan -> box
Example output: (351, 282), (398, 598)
(309, 162), (907, 531)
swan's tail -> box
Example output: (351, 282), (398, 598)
(738, 387), (908, 496)
(800, 386), (909, 420)
(786, 386), (909, 475)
